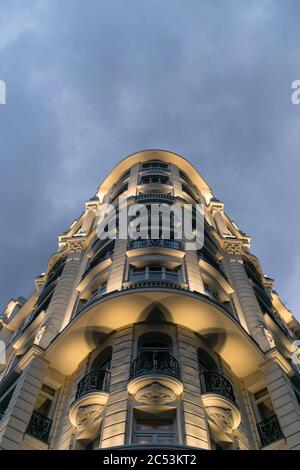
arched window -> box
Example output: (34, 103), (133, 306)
(197, 347), (217, 372)
(90, 346), (112, 372)
(138, 332), (172, 354)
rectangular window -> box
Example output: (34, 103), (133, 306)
(34, 384), (56, 418)
(134, 414), (176, 445)
(253, 387), (275, 421)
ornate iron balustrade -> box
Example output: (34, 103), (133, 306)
(257, 415), (284, 447)
(26, 410), (52, 443)
(75, 370), (110, 400)
(140, 165), (170, 174)
(128, 239), (183, 251)
(136, 193), (174, 202)
(130, 351), (180, 380)
(84, 250), (113, 275)
(199, 371), (236, 403)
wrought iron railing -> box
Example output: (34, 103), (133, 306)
(257, 415), (284, 447)
(199, 371), (236, 403)
(26, 410), (53, 443)
(84, 250), (113, 275)
(75, 370), (111, 400)
(136, 193), (174, 202)
(128, 239), (183, 250)
(130, 351), (180, 380)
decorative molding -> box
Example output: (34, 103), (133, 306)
(135, 382), (176, 405)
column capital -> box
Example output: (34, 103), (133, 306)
(223, 240), (244, 262)
(64, 236), (87, 254)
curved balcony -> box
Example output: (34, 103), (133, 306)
(200, 371), (241, 431)
(69, 370), (110, 429)
(128, 239), (183, 251)
(128, 352), (183, 402)
(135, 193), (174, 203)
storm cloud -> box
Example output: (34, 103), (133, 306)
(0, 0), (300, 318)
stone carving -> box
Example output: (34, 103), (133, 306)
(135, 382), (176, 405)
(206, 406), (234, 434)
(75, 404), (104, 432)
(34, 322), (49, 345)
(253, 323), (275, 349)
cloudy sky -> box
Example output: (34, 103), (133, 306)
(0, 0), (300, 318)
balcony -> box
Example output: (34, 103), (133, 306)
(69, 370), (110, 430)
(200, 371), (241, 432)
(128, 239), (183, 251)
(128, 352), (183, 403)
(75, 369), (110, 399)
(26, 410), (52, 444)
(135, 193), (174, 203)
(257, 415), (284, 448)
(84, 250), (113, 276)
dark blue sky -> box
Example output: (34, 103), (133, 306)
(0, 0), (299, 318)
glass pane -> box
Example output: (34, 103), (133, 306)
(135, 435), (153, 444)
(35, 395), (52, 417)
(136, 419), (173, 431)
(254, 388), (268, 401)
(157, 435), (175, 444)
(257, 398), (274, 420)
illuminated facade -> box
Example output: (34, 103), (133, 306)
(1, 149), (300, 450)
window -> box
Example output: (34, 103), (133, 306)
(140, 175), (170, 185)
(134, 413), (176, 445)
(253, 388), (275, 422)
(129, 265), (180, 282)
(34, 384), (56, 419)
(141, 161), (168, 170)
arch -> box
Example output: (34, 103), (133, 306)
(90, 346), (112, 371)
(138, 331), (172, 353)
(197, 347), (218, 372)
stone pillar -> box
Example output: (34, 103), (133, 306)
(0, 351), (48, 450)
(185, 250), (205, 294)
(223, 242), (271, 352)
(261, 353), (300, 450)
(106, 238), (128, 293)
(170, 164), (183, 198)
(101, 326), (134, 448)
(127, 164), (140, 197)
(36, 239), (86, 349)
(177, 326), (210, 449)
(78, 209), (96, 235)
(212, 207), (231, 237)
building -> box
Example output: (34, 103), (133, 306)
(1, 149), (300, 451)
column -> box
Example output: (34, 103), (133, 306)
(223, 242), (271, 352)
(185, 250), (205, 294)
(261, 353), (300, 450)
(177, 326), (210, 449)
(36, 239), (86, 349)
(127, 164), (140, 197)
(170, 164), (183, 198)
(101, 326), (134, 448)
(0, 351), (48, 450)
(106, 238), (128, 293)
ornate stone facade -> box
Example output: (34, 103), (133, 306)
(0, 150), (300, 451)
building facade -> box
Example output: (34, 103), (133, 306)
(1, 149), (300, 451)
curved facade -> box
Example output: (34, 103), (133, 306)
(1, 149), (300, 450)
